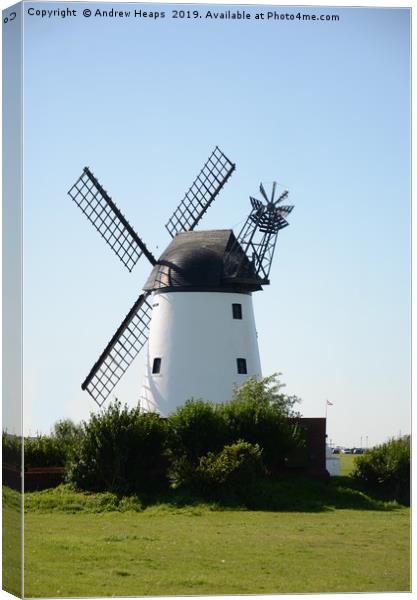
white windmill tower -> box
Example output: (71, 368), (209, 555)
(67, 147), (293, 414)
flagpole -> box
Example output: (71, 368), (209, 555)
(325, 400), (334, 448)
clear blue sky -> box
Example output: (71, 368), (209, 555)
(6, 1), (411, 446)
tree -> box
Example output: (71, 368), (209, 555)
(52, 419), (82, 441)
(231, 373), (301, 418)
(220, 374), (304, 472)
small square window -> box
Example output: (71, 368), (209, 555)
(152, 358), (162, 374)
(232, 303), (242, 319)
(237, 358), (247, 374)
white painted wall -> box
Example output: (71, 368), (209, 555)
(140, 291), (262, 415)
(326, 445), (341, 476)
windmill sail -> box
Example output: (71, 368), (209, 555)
(165, 146), (235, 238)
(68, 167), (156, 271)
(82, 292), (153, 406)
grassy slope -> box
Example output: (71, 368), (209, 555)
(18, 481), (410, 598)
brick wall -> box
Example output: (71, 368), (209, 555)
(285, 417), (328, 479)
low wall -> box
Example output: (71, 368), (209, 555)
(3, 463), (65, 492)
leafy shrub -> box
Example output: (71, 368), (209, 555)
(167, 376), (304, 485)
(4, 420), (83, 471)
(67, 401), (168, 494)
(176, 440), (265, 495)
(3, 419), (83, 471)
(220, 376), (304, 472)
(14, 375), (305, 497)
(24, 436), (68, 468)
(352, 436), (410, 504)
(26, 419), (84, 469)
(168, 399), (227, 463)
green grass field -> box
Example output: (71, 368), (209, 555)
(338, 453), (357, 476)
(24, 504), (409, 597)
(11, 477), (410, 598)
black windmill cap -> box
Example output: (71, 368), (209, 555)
(143, 229), (262, 293)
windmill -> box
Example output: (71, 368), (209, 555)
(67, 147), (293, 415)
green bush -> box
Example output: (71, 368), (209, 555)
(4, 420), (83, 471)
(67, 401), (168, 494)
(168, 399), (227, 463)
(352, 436), (410, 504)
(167, 376), (304, 484)
(12, 375), (305, 497)
(220, 376), (304, 472)
(6, 419), (83, 470)
(176, 440), (265, 495)
(24, 436), (68, 468)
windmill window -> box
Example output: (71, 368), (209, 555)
(237, 358), (247, 374)
(152, 358), (162, 374)
(232, 303), (242, 319)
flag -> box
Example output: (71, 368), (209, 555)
(326, 400), (333, 406)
